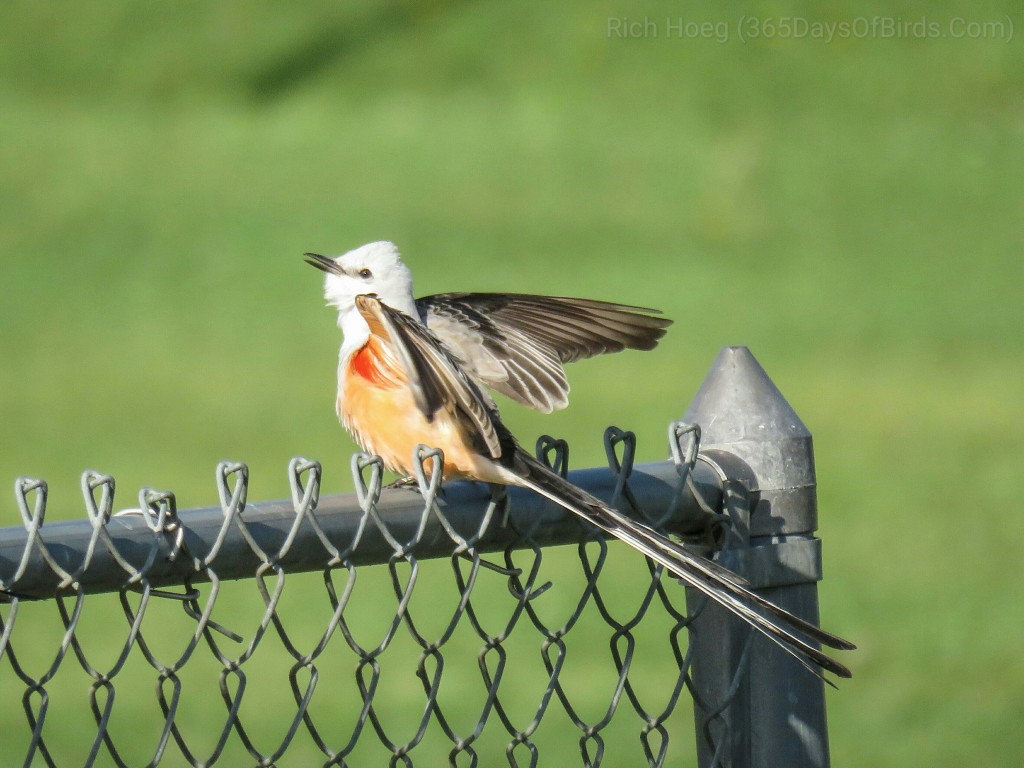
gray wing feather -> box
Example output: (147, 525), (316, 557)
(419, 293), (672, 413)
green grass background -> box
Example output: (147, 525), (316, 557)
(1, 1), (1021, 765)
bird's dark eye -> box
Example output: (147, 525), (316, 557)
(358, 268), (373, 279)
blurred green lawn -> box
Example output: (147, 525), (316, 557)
(1, 1), (1022, 766)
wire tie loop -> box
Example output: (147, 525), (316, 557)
(535, 435), (569, 478)
(604, 427), (639, 513)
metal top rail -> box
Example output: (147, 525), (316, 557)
(1, 446), (723, 602)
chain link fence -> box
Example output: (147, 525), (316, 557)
(1, 347), (840, 767)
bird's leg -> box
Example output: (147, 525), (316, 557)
(385, 475), (420, 490)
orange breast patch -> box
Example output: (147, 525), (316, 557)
(339, 340), (493, 480)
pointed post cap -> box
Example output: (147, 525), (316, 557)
(683, 347), (817, 535)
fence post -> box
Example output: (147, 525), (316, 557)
(684, 347), (831, 768)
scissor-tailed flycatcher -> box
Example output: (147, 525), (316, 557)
(305, 241), (853, 680)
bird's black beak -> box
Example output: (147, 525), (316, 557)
(304, 252), (343, 275)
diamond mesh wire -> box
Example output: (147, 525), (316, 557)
(1, 424), (753, 768)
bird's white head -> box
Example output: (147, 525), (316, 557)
(305, 241), (418, 320)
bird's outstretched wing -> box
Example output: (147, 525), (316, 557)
(354, 294), (507, 460)
(418, 293), (672, 413)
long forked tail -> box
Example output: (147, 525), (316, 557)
(510, 449), (855, 681)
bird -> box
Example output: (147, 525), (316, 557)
(304, 241), (854, 680)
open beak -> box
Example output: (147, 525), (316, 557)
(304, 253), (343, 275)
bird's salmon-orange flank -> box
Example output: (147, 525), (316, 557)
(339, 328), (499, 481)
(305, 241), (854, 681)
